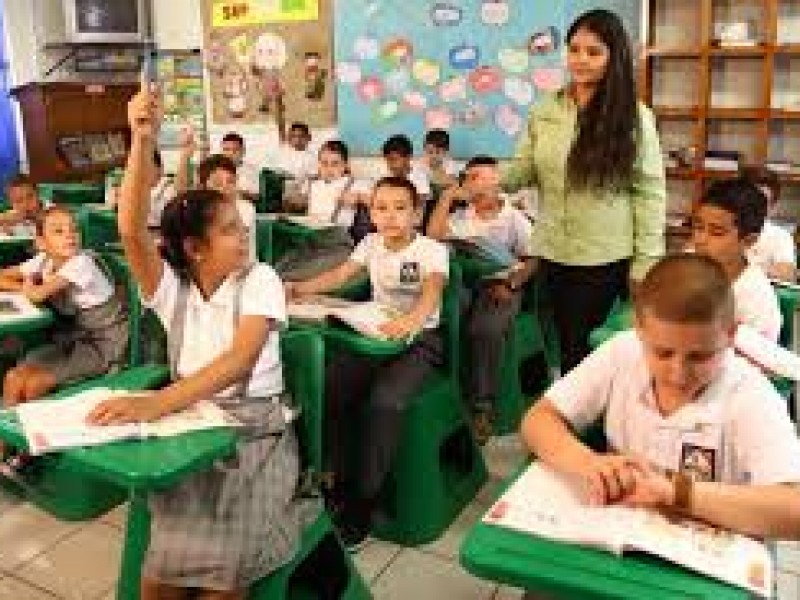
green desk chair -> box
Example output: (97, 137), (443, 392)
(258, 168), (291, 214)
(250, 329), (371, 599)
(255, 216), (273, 264)
(79, 207), (119, 252)
(38, 182), (104, 206)
(364, 261), (487, 545)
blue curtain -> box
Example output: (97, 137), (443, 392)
(0, 6), (20, 190)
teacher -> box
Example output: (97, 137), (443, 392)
(505, 9), (666, 373)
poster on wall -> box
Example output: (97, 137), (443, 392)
(334, 0), (640, 157)
(158, 52), (207, 147)
(202, 0), (335, 128)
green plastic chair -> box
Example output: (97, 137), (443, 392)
(38, 182), (104, 206)
(79, 207), (120, 252)
(363, 261), (488, 545)
(258, 168), (291, 214)
(249, 329), (371, 599)
(255, 216), (273, 264)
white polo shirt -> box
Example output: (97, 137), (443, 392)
(449, 203), (534, 258)
(306, 176), (356, 227)
(20, 252), (114, 309)
(733, 263), (782, 342)
(748, 221), (796, 273)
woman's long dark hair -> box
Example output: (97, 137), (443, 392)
(566, 9), (638, 190)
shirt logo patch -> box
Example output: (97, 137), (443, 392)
(399, 261), (421, 284)
(680, 443), (716, 482)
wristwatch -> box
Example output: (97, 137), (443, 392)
(672, 470), (693, 511)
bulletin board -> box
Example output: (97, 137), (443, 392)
(202, 0), (335, 128)
(157, 51), (207, 148)
(334, 0), (641, 158)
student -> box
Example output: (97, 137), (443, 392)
(274, 94), (316, 179)
(418, 129), (459, 187)
(87, 84), (311, 599)
(276, 139), (370, 280)
(286, 176), (448, 548)
(220, 131), (261, 201)
(146, 149), (175, 229)
(175, 139), (258, 263)
(0, 206), (128, 406)
(382, 134), (431, 199)
(691, 178), (781, 342)
(521, 254), (800, 541)
(740, 165), (796, 282)
(427, 155), (535, 442)
(0, 174), (44, 236)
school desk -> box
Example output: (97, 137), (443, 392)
(0, 364), (237, 600)
(38, 182), (105, 206)
(459, 467), (750, 600)
(0, 297), (54, 337)
(0, 235), (34, 267)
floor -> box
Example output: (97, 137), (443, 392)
(0, 435), (798, 599)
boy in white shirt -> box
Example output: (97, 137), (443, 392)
(220, 132), (261, 201)
(427, 155), (536, 442)
(522, 254), (800, 541)
(417, 129), (460, 187)
(274, 95), (316, 179)
(741, 165), (796, 282)
(381, 134), (431, 199)
(691, 178), (781, 342)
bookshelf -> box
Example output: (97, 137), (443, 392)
(641, 0), (800, 221)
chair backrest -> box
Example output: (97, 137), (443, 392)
(38, 183), (104, 206)
(442, 259), (463, 387)
(773, 284), (798, 350)
(255, 217), (273, 264)
(96, 250), (142, 367)
(258, 168), (289, 214)
(280, 328), (325, 472)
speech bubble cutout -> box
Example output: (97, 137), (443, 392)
(481, 0), (510, 26)
(336, 61), (362, 85)
(385, 68), (412, 95)
(353, 36), (379, 61)
(413, 59), (441, 86)
(382, 38), (413, 68)
(532, 67), (564, 92)
(449, 44), (480, 70)
(439, 76), (467, 103)
(468, 66), (502, 94)
(458, 101), (488, 126)
(430, 2), (463, 26)
(503, 77), (534, 105)
(373, 99), (400, 122)
(402, 90), (428, 112)
(357, 76), (385, 102)
(425, 107), (453, 130)
(498, 47), (529, 73)
(529, 26), (561, 55)
(495, 104), (524, 137)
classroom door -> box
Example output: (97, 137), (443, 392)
(0, 6), (20, 190)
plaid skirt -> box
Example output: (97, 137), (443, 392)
(143, 418), (318, 591)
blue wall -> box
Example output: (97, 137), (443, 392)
(0, 3), (21, 189)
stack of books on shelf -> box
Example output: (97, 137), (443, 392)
(704, 151), (740, 172)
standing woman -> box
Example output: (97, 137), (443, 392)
(505, 9), (666, 373)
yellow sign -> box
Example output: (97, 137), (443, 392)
(212, 0), (318, 26)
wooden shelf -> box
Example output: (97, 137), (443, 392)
(706, 108), (766, 119)
(708, 46), (767, 57)
(775, 44), (800, 55)
(647, 47), (701, 58)
(666, 167), (700, 180)
(653, 106), (700, 118)
(771, 110), (800, 120)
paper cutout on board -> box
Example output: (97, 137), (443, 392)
(439, 76), (467, 103)
(480, 0), (510, 26)
(382, 38), (413, 68)
(223, 67), (249, 118)
(251, 32), (287, 113)
(412, 59), (441, 86)
(336, 61), (362, 85)
(494, 103), (523, 136)
(425, 106), (453, 129)
(385, 68), (412, 95)
(374, 99), (400, 122)
(532, 67), (563, 92)
(354, 36), (380, 60)
(211, 0), (319, 27)
(402, 90), (427, 111)
(529, 26), (560, 55)
(304, 51), (327, 100)
(430, 3), (463, 26)
(458, 101), (488, 126)
(468, 66), (502, 94)
(229, 33), (251, 65)
(205, 38), (228, 75)
(498, 47), (528, 73)
(503, 77), (533, 106)
(357, 76), (385, 102)
(449, 44), (480, 70)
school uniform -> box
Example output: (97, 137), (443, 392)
(147, 177), (175, 229)
(748, 221), (796, 274)
(237, 161), (262, 198)
(452, 204), (534, 410)
(235, 196), (258, 263)
(272, 145), (317, 180)
(325, 233), (449, 506)
(547, 330), (800, 486)
(18, 252), (128, 385)
(734, 262), (782, 342)
(141, 260), (315, 591)
(415, 156), (462, 187)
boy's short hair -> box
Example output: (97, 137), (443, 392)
(289, 122), (310, 138)
(374, 175), (421, 208)
(424, 129), (450, 151)
(196, 154), (237, 187)
(635, 254), (735, 326)
(221, 132), (245, 149)
(698, 178), (767, 238)
(34, 204), (74, 236)
(465, 155), (498, 170)
(740, 165), (780, 204)
(382, 134), (414, 157)
(5, 173), (35, 193)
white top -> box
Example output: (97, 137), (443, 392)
(733, 263), (782, 342)
(350, 233), (448, 330)
(147, 177), (175, 228)
(20, 252), (114, 309)
(748, 221), (796, 272)
(144, 262), (286, 397)
(235, 197), (258, 262)
(415, 156), (462, 180)
(378, 164), (432, 197)
(272, 145), (317, 179)
(306, 176), (356, 227)
(449, 203), (534, 257)
(548, 330), (800, 485)
(236, 162), (261, 196)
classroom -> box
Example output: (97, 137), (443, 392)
(0, 0), (799, 598)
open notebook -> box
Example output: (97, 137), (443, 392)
(14, 388), (236, 455)
(0, 292), (46, 323)
(484, 463), (773, 598)
(288, 297), (404, 340)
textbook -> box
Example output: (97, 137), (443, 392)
(14, 388), (236, 455)
(288, 297), (403, 340)
(271, 214), (340, 231)
(0, 292), (44, 322)
(483, 463), (773, 598)
(447, 235), (518, 269)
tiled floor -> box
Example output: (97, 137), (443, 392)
(0, 435), (798, 599)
